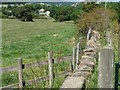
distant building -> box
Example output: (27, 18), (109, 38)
(25, 3), (32, 5)
(0, 4), (8, 8)
(38, 8), (50, 17)
(39, 9), (45, 13)
(84, 0), (101, 4)
(39, 8), (45, 15)
(45, 11), (50, 17)
(0, 3), (24, 8)
(71, 3), (79, 7)
(39, 3), (45, 5)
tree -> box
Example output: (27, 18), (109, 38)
(76, 7), (117, 37)
(14, 5), (33, 21)
(50, 4), (83, 22)
(83, 2), (98, 12)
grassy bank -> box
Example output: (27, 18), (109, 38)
(2, 19), (78, 88)
(2, 19), (78, 67)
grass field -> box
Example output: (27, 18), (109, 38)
(2, 19), (78, 67)
(2, 19), (78, 87)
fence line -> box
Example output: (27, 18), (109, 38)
(2, 56), (72, 74)
(2, 37), (85, 89)
(2, 69), (70, 89)
(2, 51), (72, 88)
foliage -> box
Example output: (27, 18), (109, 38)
(1, 3), (83, 22)
(2, 7), (12, 18)
(83, 2), (98, 12)
(2, 18), (77, 88)
(86, 65), (98, 88)
(50, 4), (83, 22)
(14, 6), (33, 21)
(76, 7), (118, 36)
(99, 2), (118, 11)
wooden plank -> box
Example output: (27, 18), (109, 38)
(1, 83), (19, 88)
(87, 27), (92, 40)
(18, 58), (23, 88)
(72, 47), (76, 71)
(2, 66), (18, 73)
(25, 70), (70, 86)
(76, 43), (80, 69)
(1, 70), (70, 89)
(48, 52), (53, 88)
(25, 76), (49, 85)
(25, 60), (48, 68)
(1, 56), (72, 74)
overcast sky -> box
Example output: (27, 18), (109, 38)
(1, 0), (120, 2)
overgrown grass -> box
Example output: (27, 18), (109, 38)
(2, 19), (78, 88)
(2, 60), (69, 87)
(2, 19), (78, 67)
(86, 65), (98, 88)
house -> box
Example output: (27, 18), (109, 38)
(0, 4), (8, 8)
(45, 11), (50, 17)
(39, 8), (45, 15)
(38, 9), (50, 17)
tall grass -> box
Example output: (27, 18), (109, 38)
(2, 19), (78, 88)
(2, 19), (78, 67)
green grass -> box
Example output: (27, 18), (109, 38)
(24, 76), (65, 89)
(2, 19), (78, 88)
(2, 60), (69, 87)
(86, 65), (98, 88)
(2, 19), (78, 67)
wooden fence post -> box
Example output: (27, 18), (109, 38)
(98, 47), (114, 88)
(70, 57), (73, 73)
(48, 52), (53, 88)
(76, 43), (80, 69)
(87, 27), (92, 40)
(72, 47), (76, 71)
(18, 58), (23, 88)
(106, 30), (112, 46)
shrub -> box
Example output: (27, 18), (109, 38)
(14, 6), (33, 22)
(2, 14), (8, 18)
(76, 7), (117, 36)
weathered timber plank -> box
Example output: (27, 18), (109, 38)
(2, 56), (72, 73)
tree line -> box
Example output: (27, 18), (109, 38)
(1, 3), (83, 22)
(1, 2), (119, 23)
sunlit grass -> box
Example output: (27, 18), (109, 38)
(2, 19), (77, 88)
(2, 19), (78, 67)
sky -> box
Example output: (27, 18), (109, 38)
(1, 0), (120, 2)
